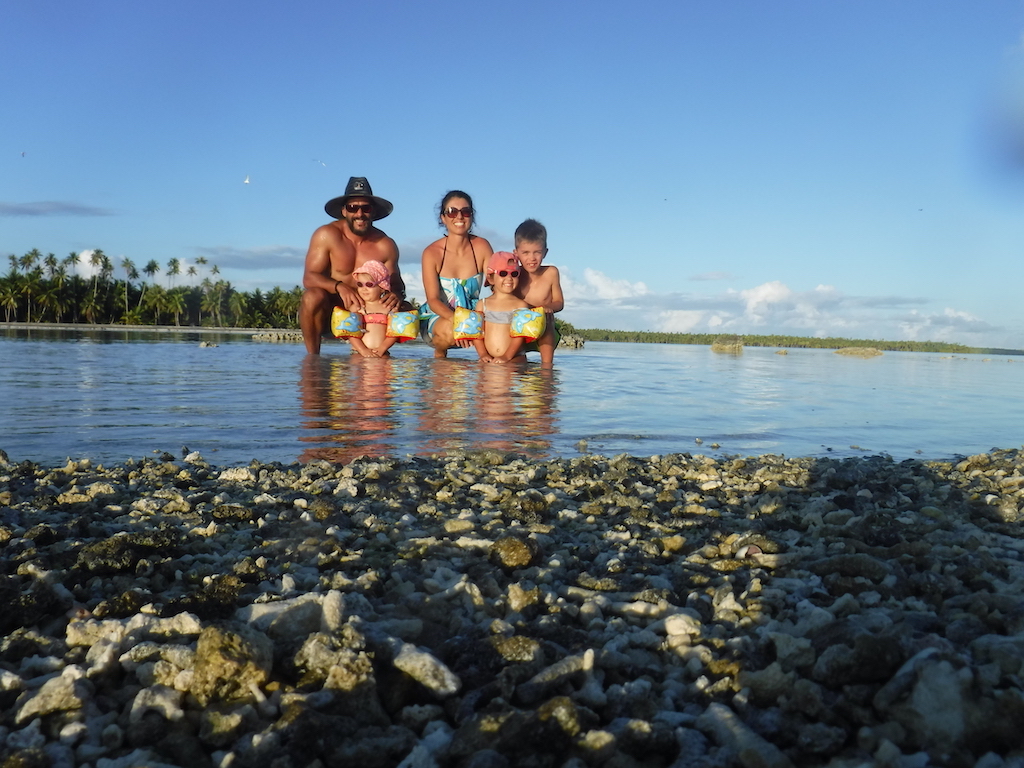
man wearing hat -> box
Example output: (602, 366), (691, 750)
(300, 176), (406, 354)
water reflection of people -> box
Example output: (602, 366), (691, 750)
(297, 355), (398, 463)
(297, 356), (561, 462)
(416, 359), (480, 454)
(473, 364), (559, 455)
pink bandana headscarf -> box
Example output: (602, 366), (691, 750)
(354, 260), (391, 290)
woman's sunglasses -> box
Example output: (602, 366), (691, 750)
(496, 270), (520, 278)
(346, 203), (373, 214)
(354, 281), (379, 288)
(443, 207), (474, 219)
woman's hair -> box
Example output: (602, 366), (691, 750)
(437, 190), (475, 229)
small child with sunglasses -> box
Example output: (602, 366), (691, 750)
(472, 252), (533, 364)
(333, 260), (416, 357)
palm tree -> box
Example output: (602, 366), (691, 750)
(139, 260), (160, 310)
(166, 288), (187, 326)
(143, 285), (166, 324)
(38, 282), (68, 322)
(280, 286), (299, 325)
(43, 253), (58, 278)
(81, 289), (100, 324)
(202, 282), (224, 326)
(228, 290), (248, 327)
(62, 252), (79, 277)
(19, 249), (41, 273)
(0, 280), (19, 321)
(99, 253), (114, 318)
(20, 267), (42, 323)
(166, 258), (180, 289)
(121, 257), (138, 322)
(187, 265), (197, 285)
(89, 249), (105, 295)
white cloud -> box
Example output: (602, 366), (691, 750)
(658, 310), (707, 333)
(564, 268), (648, 301)
(194, 245), (304, 269)
(737, 280), (793, 320)
(556, 273), (1008, 347)
(0, 201), (115, 217)
(227, 254), (1014, 348)
(898, 308), (995, 340)
(689, 271), (734, 281)
(74, 250), (100, 279)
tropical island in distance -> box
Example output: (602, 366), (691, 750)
(3, 248), (1020, 355)
(569, 326), (1023, 356)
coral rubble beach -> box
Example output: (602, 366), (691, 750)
(2, 448), (1024, 768)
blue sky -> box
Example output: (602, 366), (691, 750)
(4, 1), (1024, 348)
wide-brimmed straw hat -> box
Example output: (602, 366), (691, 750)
(324, 177), (393, 221)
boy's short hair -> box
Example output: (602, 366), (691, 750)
(514, 219), (547, 249)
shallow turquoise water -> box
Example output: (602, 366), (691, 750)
(1, 329), (1021, 466)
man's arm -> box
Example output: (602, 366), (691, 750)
(303, 226), (361, 310)
(378, 237), (405, 298)
(372, 235), (403, 311)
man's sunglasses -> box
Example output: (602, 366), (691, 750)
(443, 207), (474, 219)
(346, 203), (373, 214)
(496, 270), (520, 278)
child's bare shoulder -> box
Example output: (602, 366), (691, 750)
(538, 264), (560, 282)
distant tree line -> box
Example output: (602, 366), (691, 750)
(2, 248), (303, 328)
(4, 248), (1017, 355)
(565, 325), (1016, 355)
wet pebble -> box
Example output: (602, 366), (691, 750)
(2, 447), (1024, 765)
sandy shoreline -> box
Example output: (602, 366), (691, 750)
(2, 447), (1024, 766)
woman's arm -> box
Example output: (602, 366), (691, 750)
(421, 244), (455, 320)
(472, 236), (495, 274)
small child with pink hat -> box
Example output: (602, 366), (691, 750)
(467, 252), (544, 364)
(331, 260), (417, 357)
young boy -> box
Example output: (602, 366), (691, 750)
(473, 252), (531, 364)
(514, 219), (564, 367)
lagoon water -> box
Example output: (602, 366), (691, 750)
(1, 328), (1021, 467)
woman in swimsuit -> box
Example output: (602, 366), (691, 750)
(420, 190), (494, 358)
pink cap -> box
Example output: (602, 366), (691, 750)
(487, 252), (522, 275)
(354, 259), (391, 290)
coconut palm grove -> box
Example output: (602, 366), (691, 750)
(2, 249), (303, 328)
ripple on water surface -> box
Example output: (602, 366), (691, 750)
(2, 331), (1022, 465)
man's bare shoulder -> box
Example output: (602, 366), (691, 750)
(367, 227), (398, 259)
(374, 228), (398, 249)
(311, 221), (348, 244)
